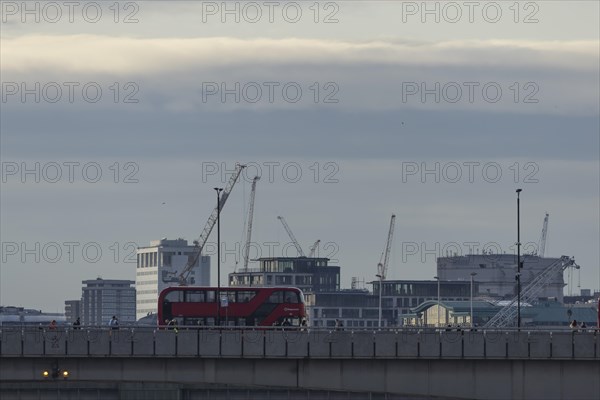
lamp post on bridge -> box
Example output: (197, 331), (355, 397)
(516, 188), (522, 329)
(470, 272), (477, 328)
(214, 187), (223, 326)
(376, 273), (383, 328)
(434, 276), (440, 327)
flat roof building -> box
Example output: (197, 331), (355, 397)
(229, 257), (340, 293)
(305, 290), (388, 328)
(81, 278), (135, 326)
(64, 300), (81, 324)
(372, 280), (474, 325)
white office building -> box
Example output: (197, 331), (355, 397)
(136, 238), (210, 320)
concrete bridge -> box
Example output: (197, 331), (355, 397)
(1, 327), (598, 399)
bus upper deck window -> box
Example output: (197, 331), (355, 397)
(206, 291), (216, 302)
(284, 291), (299, 303)
(237, 291), (256, 302)
(268, 291), (284, 303)
(187, 291), (205, 302)
(165, 291), (183, 302)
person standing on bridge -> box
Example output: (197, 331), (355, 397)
(109, 316), (119, 330)
(300, 318), (308, 332)
(569, 319), (578, 330)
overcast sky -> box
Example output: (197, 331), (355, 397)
(1, 1), (598, 312)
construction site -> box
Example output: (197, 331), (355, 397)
(134, 163), (598, 329)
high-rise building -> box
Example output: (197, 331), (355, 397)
(81, 278), (136, 326)
(136, 238), (210, 320)
(64, 300), (81, 324)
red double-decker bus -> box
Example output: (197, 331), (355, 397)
(157, 286), (306, 327)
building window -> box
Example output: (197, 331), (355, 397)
(342, 309), (359, 318)
(322, 308), (339, 318)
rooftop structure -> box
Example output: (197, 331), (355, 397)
(437, 254), (567, 302)
(229, 257), (340, 293)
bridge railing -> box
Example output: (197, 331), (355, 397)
(1, 326), (597, 360)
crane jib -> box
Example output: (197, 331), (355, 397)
(179, 164), (246, 284)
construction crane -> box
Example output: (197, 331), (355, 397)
(538, 213), (549, 257)
(277, 216), (306, 257)
(377, 214), (396, 281)
(162, 163), (246, 285)
(308, 240), (321, 257)
(243, 176), (260, 271)
(483, 255), (577, 328)
(376, 214), (396, 328)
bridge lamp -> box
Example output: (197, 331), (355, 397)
(42, 364), (69, 379)
(470, 272), (477, 327)
(376, 273), (383, 328)
(516, 188), (522, 329)
(214, 187), (224, 326)
(434, 276), (440, 327)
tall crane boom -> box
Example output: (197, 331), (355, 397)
(277, 216), (306, 257)
(177, 163), (246, 284)
(538, 213), (549, 257)
(308, 240), (321, 257)
(243, 176), (260, 271)
(377, 214), (396, 280)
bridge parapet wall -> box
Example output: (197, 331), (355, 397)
(1, 327), (597, 360)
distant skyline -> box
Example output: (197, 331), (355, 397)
(1, 1), (598, 311)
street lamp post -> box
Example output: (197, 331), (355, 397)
(516, 188), (522, 329)
(376, 273), (383, 328)
(470, 272), (477, 327)
(434, 276), (440, 327)
(214, 187), (223, 326)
